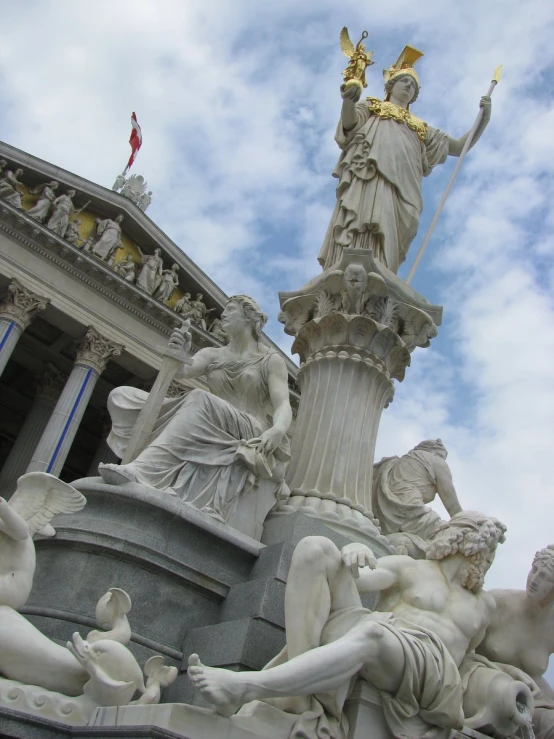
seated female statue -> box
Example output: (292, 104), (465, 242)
(99, 296), (292, 535)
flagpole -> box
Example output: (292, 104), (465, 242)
(405, 66), (502, 285)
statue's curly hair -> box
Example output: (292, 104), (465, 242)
(427, 510), (507, 561)
(532, 544), (554, 577)
(384, 73), (420, 105)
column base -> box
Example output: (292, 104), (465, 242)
(269, 492), (395, 553)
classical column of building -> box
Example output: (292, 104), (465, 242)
(0, 279), (49, 376)
(27, 327), (123, 476)
(0, 363), (67, 497)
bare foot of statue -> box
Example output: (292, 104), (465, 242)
(187, 653), (250, 717)
(98, 463), (136, 486)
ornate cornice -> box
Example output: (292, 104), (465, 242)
(0, 278), (49, 330)
(75, 326), (123, 375)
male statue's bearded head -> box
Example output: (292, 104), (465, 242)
(426, 511), (507, 593)
(526, 544), (554, 602)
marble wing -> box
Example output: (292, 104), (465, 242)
(9, 472), (86, 536)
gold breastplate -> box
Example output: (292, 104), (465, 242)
(366, 97), (428, 141)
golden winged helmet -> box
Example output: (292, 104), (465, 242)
(340, 27), (374, 89)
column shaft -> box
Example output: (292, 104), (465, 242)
(287, 352), (393, 510)
(26, 327), (122, 477)
(0, 318), (23, 376)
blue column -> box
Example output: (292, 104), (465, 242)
(27, 327), (122, 477)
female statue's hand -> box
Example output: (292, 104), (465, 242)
(256, 426), (283, 455)
(479, 95), (492, 121)
(168, 326), (192, 355)
(340, 84), (362, 103)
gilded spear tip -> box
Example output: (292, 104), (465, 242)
(493, 65), (503, 83)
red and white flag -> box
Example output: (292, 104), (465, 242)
(126, 112), (142, 171)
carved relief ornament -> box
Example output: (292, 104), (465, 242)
(0, 279), (49, 330)
(75, 327), (123, 375)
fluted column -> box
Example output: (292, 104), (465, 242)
(0, 363), (67, 497)
(27, 327), (123, 476)
(271, 250), (442, 545)
(0, 279), (49, 376)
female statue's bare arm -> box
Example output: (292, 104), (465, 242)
(447, 96), (491, 156)
(257, 354), (293, 454)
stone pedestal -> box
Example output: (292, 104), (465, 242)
(272, 249), (442, 538)
(26, 327), (122, 476)
(0, 279), (49, 377)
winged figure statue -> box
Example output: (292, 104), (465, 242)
(340, 27), (374, 89)
(0, 472), (86, 610)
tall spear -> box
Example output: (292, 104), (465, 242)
(405, 66), (503, 285)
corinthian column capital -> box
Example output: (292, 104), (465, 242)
(0, 279), (49, 330)
(75, 326), (123, 375)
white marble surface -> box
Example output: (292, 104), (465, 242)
(187, 514), (533, 738)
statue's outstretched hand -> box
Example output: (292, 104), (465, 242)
(479, 95), (492, 121)
(341, 542), (377, 578)
(340, 84), (362, 103)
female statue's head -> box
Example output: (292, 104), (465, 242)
(385, 73), (419, 106)
(223, 295), (268, 341)
(527, 545), (554, 601)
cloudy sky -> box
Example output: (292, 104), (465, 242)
(2, 0), (554, 679)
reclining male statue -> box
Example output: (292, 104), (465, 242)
(188, 511), (533, 739)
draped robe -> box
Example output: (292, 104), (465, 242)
(318, 102), (450, 273)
